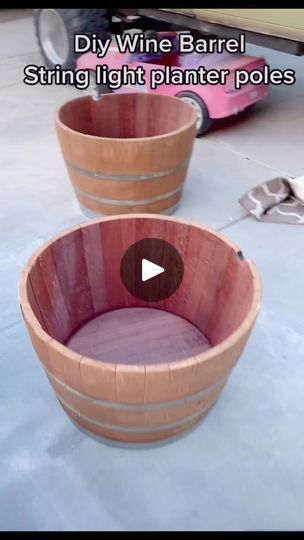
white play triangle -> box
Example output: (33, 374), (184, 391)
(141, 258), (165, 282)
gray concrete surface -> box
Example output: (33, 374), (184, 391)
(0, 11), (304, 531)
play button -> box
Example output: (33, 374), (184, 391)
(142, 259), (164, 282)
(120, 238), (184, 302)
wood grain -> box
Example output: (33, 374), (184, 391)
(56, 93), (196, 216)
(19, 214), (262, 444)
(67, 307), (211, 364)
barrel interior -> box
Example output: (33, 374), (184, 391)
(67, 307), (212, 365)
(26, 217), (255, 365)
(58, 93), (195, 139)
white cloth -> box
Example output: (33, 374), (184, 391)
(289, 175), (304, 204)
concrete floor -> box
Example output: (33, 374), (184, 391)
(1, 11), (304, 531)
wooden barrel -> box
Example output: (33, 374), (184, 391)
(19, 215), (262, 446)
(56, 93), (197, 217)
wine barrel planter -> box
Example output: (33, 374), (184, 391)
(19, 215), (262, 446)
(56, 93), (197, 217)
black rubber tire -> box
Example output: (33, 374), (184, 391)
(246, 103), (256, 112)
(176, 91), (213, 136)
(135, 17), (171, 33)
(33, 9), (112, 70)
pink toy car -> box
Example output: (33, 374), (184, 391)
(76, 32), (269, 136)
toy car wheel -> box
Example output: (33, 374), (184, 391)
(34, 9), (111, 70)
(177, 92), (213, 136)
(87, 70), (113, 101)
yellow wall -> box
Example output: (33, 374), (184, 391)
(162, 9), (304, 41)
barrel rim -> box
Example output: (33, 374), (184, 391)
(56, 93), (197, 143)
(19, 214), (262, 376)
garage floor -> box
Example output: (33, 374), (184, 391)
(1, 10), (303, 531)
